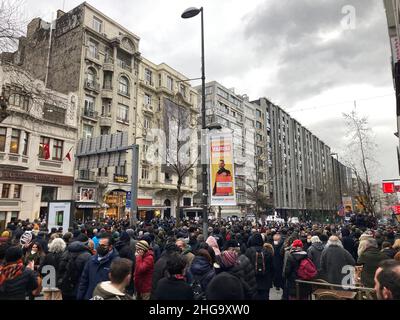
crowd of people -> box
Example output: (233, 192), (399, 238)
(0, 215), (399, 300)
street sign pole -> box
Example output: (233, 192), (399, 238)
(130, 144), (139, 226)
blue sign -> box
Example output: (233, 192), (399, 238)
(126, 191), (131, 209)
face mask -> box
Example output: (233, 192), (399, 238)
(31, 250), (37, 255)
(97, 246), (109, 257)
(274, 241), (279, 245)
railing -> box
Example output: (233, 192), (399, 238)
(295, 279), (375, 300)
(83, 107), (98, 119)
(117, 60), (132, 72)
(117, 116), (129, 124)
(84, 80), (100, 91)
(104, 56), (114, 64)
(86, 48), (100, 60)
(79, 170), (96, 181)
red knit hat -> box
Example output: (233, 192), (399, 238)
(292, 239), (303, 248)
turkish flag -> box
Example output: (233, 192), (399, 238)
(43, 143), (50, 160)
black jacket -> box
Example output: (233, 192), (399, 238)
(284, 249), (308, 297)
(272, 241), (285, 288)
(189, 256), (216, 292)
(342, 236), (356, 259)
(307, 242), (324, 272)
(0, 268), (38, 300)
(320, 245), (355, 285)
(238, 254), (257, 298)
(39, 251), (64, 283)
(57, 241), (92, 298)
(245, 246), (274, 291)
(151, 254), (170, 293)
(153, 277), (194, 300)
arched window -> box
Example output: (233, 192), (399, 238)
(119, 76), (129, 95)
(87, 68), (96, 86)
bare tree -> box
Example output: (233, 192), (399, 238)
(0, 0), (26, 53)
(343, 108), (378, 215)
(164, 93), (198, 224)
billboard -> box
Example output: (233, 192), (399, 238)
(342, 196), (354, 213)
(79, 187), (95, 201)
(209, 132), (236, 206)
(47, 201), (74, 233)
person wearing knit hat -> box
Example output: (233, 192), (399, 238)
(292, 239), (303, 249)
(1, 231), (10, 238)
(205, 272), (245, 300)
(136, 240), (149, 252)
(220, 250), (238, 269)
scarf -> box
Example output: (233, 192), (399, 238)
(173, 274), (186, 281)
(0, 259), (24, 286)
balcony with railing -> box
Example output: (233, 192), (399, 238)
(142, 103), (154, 114)
(99, 114), (112, 127)
(101, 82), (113, 99)
(0, 152), (29, 170)
(85, 48), (100, 63)
(103, 56), (114, 72)
(82, 106), (98, 121)
(78, 170), (96, 182)
(117, 59), (132, 73)
(84, 80), (100, 93)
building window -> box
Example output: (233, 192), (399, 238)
(100, 127), (110, 135)
(0, 127), (6, 152)
(41, 186), (57, 202)
(256, 121), (262, 130)
(84, 95), (95, 117)
(144, 93), (151, 106)
(118, 76), (129, 95)
(83, 125), (93, 138)
(87, 68), (96, 87)
(88, 39), (99, 59)
(167, 76), (173, 91)
(9, 129), (20, 154)
(43, 104), (66, 124)
(52, 139), (63, 161)
(10, 211), (19, 222)
(92, 17), (103, 33)
(256, 134), (263, 142)
(144, 117), (151, 129)
(39, 136), (50, 159)
(101, 100), (111, 117)
(145, 68), (152, 84)
(23, 132), (29, 156)
(256, 109), (262, 118)
(224, 106), (229, 114)
(180, 84), (186, 97)
(0, 212), (6, 231)
(117, 104), (129, 123)
(13, 184), (22, 199)
(115, 163), (126, 175)
(1, 184), (10, 198)
(205, 86), (213, 95)
(141, 167), (149, 180)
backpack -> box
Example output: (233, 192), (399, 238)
(297, 258), (317, 280)
(191, 274), (207, 301)
(255, 251), (266, 276)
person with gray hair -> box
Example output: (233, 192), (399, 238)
(320, 236), (355, 285)
(39, 238), (67, 300)
(357, 238), (390, 288)
(307, 236), (324, 274)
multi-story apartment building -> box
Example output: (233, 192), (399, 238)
(0, 61), (77, 227)
(384, 0), (400, 174)
(4, 2), (198, 220)
(252, 97), (351, 221)
(196, 81), (256, 217)
(136, 58), (198, 219)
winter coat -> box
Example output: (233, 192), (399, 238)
(152, 254), (172, 292)
(284, 249), (308, 297)
(381, 247), (397, 259)
(57, 241), (92, 298)
(238, 254), (257, 298)
(222, 263), (254, 300)
(245, 246), (274, 291)
(153, 277), (194, 300)
(39, 251), (64, 284)
(0, 267), (38, 300)
(134, 250), (154, 294)
(307, 242), (324, 272)
(272, 241), (285, 289)
(189, 256), (216, 292)
(115, 241), (135, 295)
(206, 236), (221, 256)
(92, 281), (134, 300)
(77, 249), (119, 300)
(342, 236), (357, 260)
(320, 244), (355, 285)
(357, 248), (389, 288)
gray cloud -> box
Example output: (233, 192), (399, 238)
(244, 0), (392, 106)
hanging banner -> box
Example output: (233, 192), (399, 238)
(209, 132), (236, 206)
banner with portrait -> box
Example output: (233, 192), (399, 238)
(209, 132), (236, 206)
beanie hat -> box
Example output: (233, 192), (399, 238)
(1, 231), (10, 238)
(5, 246), (23, 263)
(119, 231), (130, 242)
(221, 250), (238, 268)
(206, 272), (245, 300)
(76, 233), (89, 243)
(165, 242), (179, 253)
(136, 240), (149, 252)
(292, 239), (303, 248)
(112, 231), (120, 239)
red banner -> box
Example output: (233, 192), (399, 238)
(383, 182), (395, 193)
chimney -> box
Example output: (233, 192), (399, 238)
(27, 18), (42, 38)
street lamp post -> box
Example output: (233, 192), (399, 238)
(331, 153), (343, 219)
(182, 7), (208, 238)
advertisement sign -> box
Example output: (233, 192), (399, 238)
(79, 187), (95, 201)
(209, 132), (236, 206)
(342, 196), (354, 213)
(383, 182), (395, 194)
(47, 201), (73, 233)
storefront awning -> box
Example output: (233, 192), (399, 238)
(138, 206), (167, 210)
(76, 202), (101, 209)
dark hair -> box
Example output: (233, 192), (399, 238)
(109, 258), (133, 284)
(5, 246), (23, 263)
(377, 259), (400, 300)
(166, 252), (187, 275)
(381, 241), (392, 249)
(99, 234), (114, 246)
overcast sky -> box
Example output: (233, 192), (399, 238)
(23, 0), (398, 182)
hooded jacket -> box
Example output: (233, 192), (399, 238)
(134, 249), (154, 294)
(76, 248), (119, 300)
(57, 241), (93, 298)
(320, 243), (355, 285)
(91, 281), (133, 300)
(189, 256), (216, 292)
(307, 242), (324, 271)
